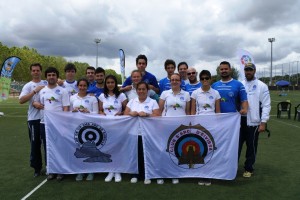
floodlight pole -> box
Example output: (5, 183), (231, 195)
(268, 38), (275, 86)
(95, 38), (101, 68)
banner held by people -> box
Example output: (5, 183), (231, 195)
(141, 113), (240, 180)
(44, 110), (139, 174)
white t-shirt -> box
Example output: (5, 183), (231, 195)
(191, 87), (221, 114)
(34, 85), (70, 123)
(126, 97), (159, 114)
(19, 80), (48, 120)
(99, 93), (127, 116)
(70, 93), (99, 114)
(160, 89), (190, 116)
(63, 80), (78, 96)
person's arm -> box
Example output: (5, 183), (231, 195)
(185, 100), (191, 115)
(258, 84), (271, 132)
(115, 98), (128, 116)
(124, 106), (138, 116)
(63, 106), (69, 112)
(191, 98), (196, 115)
(150, 108), (161, 117)
(239, 101), (248, 115)
(215, 99), (221, 113)
(158, 99), (165, 114)
(119, 85), (132, 92)
(99, 101), (106, 115)
(91, 97), (99, 114)
(19, 85), (44, 104)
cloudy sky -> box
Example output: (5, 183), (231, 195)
(1, 0), (300, 79)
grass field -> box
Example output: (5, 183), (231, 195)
(0, 91), (300, 200)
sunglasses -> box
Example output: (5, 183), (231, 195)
(187, 72), (196, 75)
(200, 77), (210, 81)
(244, 68), (254, 71)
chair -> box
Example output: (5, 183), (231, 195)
(277, 102), (292, 119)
(294, 104), (300, 121)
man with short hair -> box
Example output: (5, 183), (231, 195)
(212, 61), (248, 114)
(159, 59), (185, 94)
(239, 63), (271, 178)
(177, 62), (189, 84)
(86, 66), (96, 90)
(121, 55), (159, 94)
(88, 67), (105, 98)
(185, 67), (201, 95)
(33, 67), (70, 181)
(19, 63), (47, 177)
(62, 63), (78, 96)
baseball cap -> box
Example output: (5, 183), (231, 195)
(244, 63), (256, 70)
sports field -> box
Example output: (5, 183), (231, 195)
(1, 91), (300, 200)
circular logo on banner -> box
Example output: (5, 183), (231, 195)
(166, 123), (217, 169)
(74, 122), (107, 149)
(241, 55), (252, 65)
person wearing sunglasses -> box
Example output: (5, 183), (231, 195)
(190, 70), (220, 186)
(185, 67), (202, 95)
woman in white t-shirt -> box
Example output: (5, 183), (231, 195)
(158, 73), (191, 185)
(191, 70), (220, 186)
(124, 82), (161, 185)
(71, 78), (99, 182)
(99, 75), (128, 182)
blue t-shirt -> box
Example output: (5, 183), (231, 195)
(88, 81), (97, 91)
(159, 77), (186, 95)
(212, 79), (247, 113)
(122, 71), (159, 91)
(87, 85), (104, 98)
(185, 82), (202, 95)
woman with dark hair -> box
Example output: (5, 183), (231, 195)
(70, 78), (99, 181)
(124, 82), (161, 184)
(99, 75), (127, 182)
(191, 70), (221, 186)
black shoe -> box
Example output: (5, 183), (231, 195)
(47, 174), (55, 180)
(56, 174), (64, 181)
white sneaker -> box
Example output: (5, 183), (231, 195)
(115, 173), (122, 182)
(172, 179), (179, 184)
(144, 179), (151, 184)
(157, 179), (164, 184)
(86, 173), (94, 181)
(75, 174), (84, 181)
(130, 177), (138, 183)
(105, 172), (114, 182)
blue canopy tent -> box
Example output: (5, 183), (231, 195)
(276, 80), (290, 96)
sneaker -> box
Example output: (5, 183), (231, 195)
(144, 179), (151, 184)
(76, 174), (84, 181)
(243, 171), (253, 178)
(105, 172), (114, 182)
(115, 173), (122, 182)
(34, 170), (41, 178)
(86, 173), (94, 181)
(130, 177), (138, 183)
(47, 174), (55, 181)
(56, 174), (64, 181)
(172, 179), (179, 184)
(198, 178), (211, 186)
(157, 179), (164, 184)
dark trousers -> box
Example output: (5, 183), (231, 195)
(27, 120), (43, 172)
(238, 117), (259, 172)
(132, 136), (145, 180)
(39, 123), (47, 166)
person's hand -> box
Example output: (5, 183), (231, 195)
(138, 111), (149, 117)
(34, 85), (45, 93)
(239, 108), (247, 115)
(129, 111), (139, 117)
(258, 123), (266, 132)
(57, 79), (64, 86)
(33, 102), (44, 110)
(114, 111), (123, 116)
(72, 107), (79, 112)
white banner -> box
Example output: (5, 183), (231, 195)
(44, 111), (139, 174)
(141, 113), (240, 180)
(236, 49), (255, 80)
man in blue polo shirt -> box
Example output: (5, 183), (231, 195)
(121, 55), (159, 94)
(212, 61), (248, 114)
(159, 59), (185, 94)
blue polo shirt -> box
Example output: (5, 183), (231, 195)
(159, 77), (186, 95)
(185, 82), (202, 95)
(212, 79), (247, 113)
(122, 71), (159, 91)
(87, 85), (104, 98)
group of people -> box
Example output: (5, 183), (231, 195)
(19, 54), (271, 186)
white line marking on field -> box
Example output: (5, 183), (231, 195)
(21, 179), (47, 200)
(270, 119), (300, 129)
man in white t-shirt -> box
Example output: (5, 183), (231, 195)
(62, 63), (78, 96)
(33, 67), (70, 181)
(19, 63), (47, 177)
